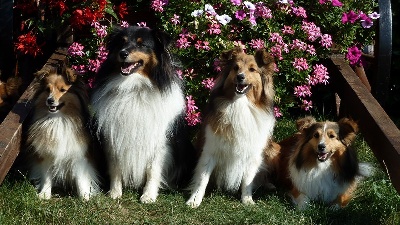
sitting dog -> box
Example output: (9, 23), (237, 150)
(186, 47), (276, 208)
(26, 65), (99, 200)
(272, 116), (373, 210)
(90, 25), (196, 203)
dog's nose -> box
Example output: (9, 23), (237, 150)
(318, 143), (326, 152)
(119, 50), (129, 59)
(47, 98), (55, 105)
(236, 73), (245, 83)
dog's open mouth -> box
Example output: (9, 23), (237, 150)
(48, 103), (64, 113)
(120, 61), (143, 76)
(317, 152), (332, 162)
(235, 83), (251, 94)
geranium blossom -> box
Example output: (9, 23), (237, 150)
(202, 78), (215, 90)
(308, 64), (329, 85)
(151, 0), (168, 13)
(15, 32), (42, 57)
(68, 42), (85, 57)
(274, 107), (283, 118)
(171, 14), (180, 25)
(185, 95), (201, 126)
(301, 100), (313, 111)
(249, 39), (265, 49)
(292, 58), (309, 71)
(294, 85), (312, 98)
(319, 34), (332, 48)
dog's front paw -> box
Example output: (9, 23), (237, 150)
(37, 191), (51, 200)
(140, 193), (157, 203)
(186, 199), (201, 208)
(289, 193), (309, 211)
(241, 196), (255, 205)
(109, 188), (122, 199)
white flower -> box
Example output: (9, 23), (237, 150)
(204, 4), (216, 16)
(244, 1), (255, 10)
(191, 10), (204, 17)
(216, 14), (232, 25)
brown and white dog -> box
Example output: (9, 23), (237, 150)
(26, 65), (99, 200)
(272, 116), (373, 210)
(186, 47), (276, 208)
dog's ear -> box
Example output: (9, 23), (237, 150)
(338, 117), (359, 146)
(34, 66), (54, 80)
(220, 46), (243, 62)
(64, 67), (78, 83)
(296, 116), (316, 131)
(154, 29), (172, 49)
(255, 48), (274, 69)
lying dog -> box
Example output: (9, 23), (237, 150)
(272, 116), (373, 210)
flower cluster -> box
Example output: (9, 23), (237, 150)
(152, 0), (378, 123)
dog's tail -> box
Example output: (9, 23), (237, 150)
(357, 162), (375, 179)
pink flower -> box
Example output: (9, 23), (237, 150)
(291, 39), (307, 51)
(301, 100), (313, 111)
(151, 0), (168, 13)
(331, 0), (343, 7)
(68, 42), (85, 57)
(213, 59), (222, 72)
(292, 58), (309, 71)
(202, 77), (215, 90)
(207, 22), (221, 35)
(319, 34), (332, 48)
(269, 33), (283, 44)
(307, 45), (316, 55)
(176, 37), (190, 49)
(301, 21), (321, 42)
(185, 95), (201, 126)
(230, 0), (242, 6)
(255, 3), (272, 19)
(270, 44), (283, 60)
(97, 45), (108, 62)
(249, 39), (265, 49)
(282, 25), (294, 35)
(87, 59), (101, 73)
(292, 7), (307, 18)
(120, 21), (129, 28)
(235, 10), (247, 20)
(71, 64), (87, 75)
(294, 84), (312, 98)
(308, 64), (329, 85)
(342, 11), (359, 24)
(274, 107), (283, 118)
(171, 14), (180, 25)
(346, 45), (362, 66)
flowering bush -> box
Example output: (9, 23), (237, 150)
(14, 0), (379, 127)
(151, 0), (379, 125)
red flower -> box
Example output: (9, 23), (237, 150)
(15, 32), (42, 57)
(114, 2), (128, 19)
(70, 7), (96, 29)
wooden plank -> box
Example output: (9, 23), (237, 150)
(328, 54), (400, 194)
(0, 47), (68, 184)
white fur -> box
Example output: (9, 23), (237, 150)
(28, 116), (99, 200)
(288, 159), (349, 209)
(91, 73), (185, 202)
(186, 96), (275, 208)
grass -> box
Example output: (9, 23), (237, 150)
(1, 117), (399, 225)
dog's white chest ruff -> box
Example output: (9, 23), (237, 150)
(289, 160), (349, 202)
(205, 97), (275, 191)
(91, 74), (185, 187)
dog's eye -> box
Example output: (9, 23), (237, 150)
(313, 133), (319, 138)
(45, 87), (50, 92)
(233, 65), (239, 71)
(329, 134), (336, 139)
(249, 67), (256, 72)
(60, 88), (67, 93)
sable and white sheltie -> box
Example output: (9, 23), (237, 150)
(274, 116), (373, 210)
(90, 26), (196, 203)
(186, 47), (276, 208)
(26, 65), (99, 200)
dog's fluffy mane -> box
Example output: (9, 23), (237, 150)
(93, 26), (182, 93)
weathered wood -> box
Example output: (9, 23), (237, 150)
(0, 47), (68, 184)
(328, 54), (400, 195)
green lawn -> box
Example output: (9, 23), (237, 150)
(1, 117), (399, 225)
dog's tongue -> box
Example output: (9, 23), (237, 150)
(236, 84), (248, 93)
(121, 63), (136, 75)
(317, 152), (329, 162)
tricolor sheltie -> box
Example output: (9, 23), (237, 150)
(26, 65), (99, 200)
(90, 26), (196, 203)
(186, 47), (276, 208)
(275, 116), (373, 210)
